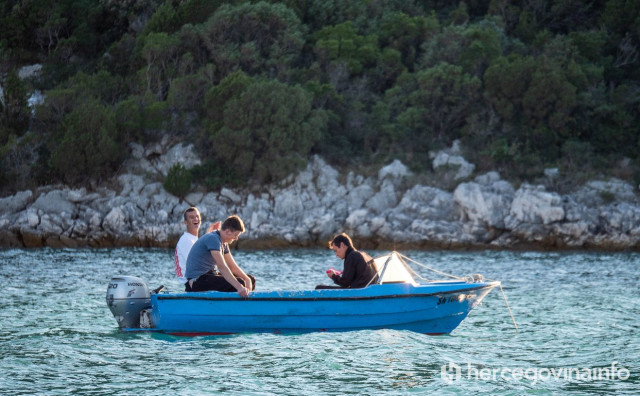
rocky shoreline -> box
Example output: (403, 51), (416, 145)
(1, 140), (639, 251)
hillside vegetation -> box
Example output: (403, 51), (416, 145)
(1, 0), (639, 196)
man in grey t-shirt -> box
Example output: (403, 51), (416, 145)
(185, 215), (255, 297)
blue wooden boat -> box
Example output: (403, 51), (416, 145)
(106, 252), (500, 335)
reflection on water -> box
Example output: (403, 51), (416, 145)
(0, 248), (638, 394)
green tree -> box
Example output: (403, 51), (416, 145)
(404, 63), (482, 145)
(140, 32), (181, 100)
(50, 99), (123, 184)
(33, 70), (124, 143)
(522, 58), (577, 137)
(601, 0), (640, 39)
(485, 50), (578, 162)
(373, 47), (406, 91)
(142, 0), (224, 36)
(579, 82), (640, 157)
(313, 21), (379, 75)
(200, 1), (306, 80)
(167, 65), (214, 113)
(164, 163), (192, 198)
(377, 64), (482, 167)
(203, 70), (253, 124)
(377, 12), (440, 70)
(421, 20), (504, 77)
(303, 0), (368, 32)
(114, 93), (172, 143)
(484, 54), (535, 122)
(142, 1), (182, 36)
(1, 70), (30, 144)
(207, 79), (327, 183)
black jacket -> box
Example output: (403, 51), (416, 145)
(331, 247), (378, 288)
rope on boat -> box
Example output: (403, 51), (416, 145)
(396, 252), (463, 281)
(395, 251), (519, 332)
(498, 283), (519, 332)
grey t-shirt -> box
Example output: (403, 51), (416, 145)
(185, 231), (230, 280)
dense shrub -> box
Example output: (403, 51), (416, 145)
(0, 70), (30, 143)
(0, 0), (638, 191)
(164, 163), (192, 198)
(199, 1), (306, 80)
(204, 78), (327, 183)
(49, 100), (123, 184)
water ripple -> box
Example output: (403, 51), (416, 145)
(0, 248), (638, 394)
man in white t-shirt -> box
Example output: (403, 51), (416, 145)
(174, 207), (219, 284)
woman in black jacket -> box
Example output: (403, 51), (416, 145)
(316, 233), (378, 289)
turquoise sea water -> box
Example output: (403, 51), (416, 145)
(0, 248), (638, 395)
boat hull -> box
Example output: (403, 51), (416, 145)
(136, 281), (498, 335)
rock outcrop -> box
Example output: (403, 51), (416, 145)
(1, 140), (639, 250)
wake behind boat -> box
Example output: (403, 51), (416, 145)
(106, 252), (504, 335)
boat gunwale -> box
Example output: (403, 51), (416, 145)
(154, 282), (499, 302)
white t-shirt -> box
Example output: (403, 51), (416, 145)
(174, 232), (198, 283)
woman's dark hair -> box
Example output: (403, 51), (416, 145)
(329, 233), (354, 249)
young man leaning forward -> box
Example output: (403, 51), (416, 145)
(184, 215), (255, 297)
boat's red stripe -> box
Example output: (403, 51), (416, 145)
(166, 331), (447, 336)
(168, 332), (235, 336)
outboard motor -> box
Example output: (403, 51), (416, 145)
(106, 276), (150, 329)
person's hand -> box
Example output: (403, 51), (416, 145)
(243, 276), (253, 291)
(237, 286), (250, 298)
(326, 269), (336, 278)
(207, 221), (221, 233)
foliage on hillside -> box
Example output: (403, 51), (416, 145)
(1, 0), (639, 195)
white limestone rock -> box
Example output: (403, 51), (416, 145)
(0, 190), (33, 215)
(118, 174), (146, 197)
(153, 143), (202, 177)
(410, 219), (463, 242)
(18, 64), (42, 79)
(378, 159), (411, 181)
(572, 178), (638, 207)
(184, 192), (204, 206)
(365, 179), (399, 214)
(26, 209), (40, 228)
(552, 222), (591, 247)
(38, 214), (64, 235)
(430, 140), (475, 180)
(345, 209), (369, 230)
(309, 213), (339, 239)
(312, 156), (340, 188)
(347, 183), (374, 212)
(600, 202), (640, 233)
(454, 173), (514, 228)
(396, 185), (457, 221)
(220, 187), (242, 204)
(103, 207), (127, 234)
(507, 184), (565, 227)
(32, 190), (77, 217)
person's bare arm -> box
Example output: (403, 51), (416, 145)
(224, 251), (252, 291)
(210, 250), (249, 297)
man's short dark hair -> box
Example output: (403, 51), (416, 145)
(329, 233), (353, 249)
(221, 215), (245, 233)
